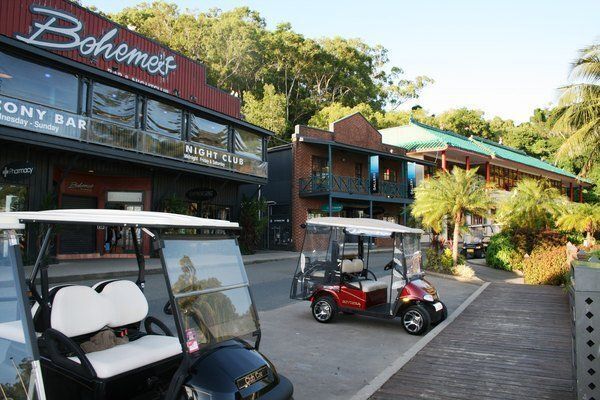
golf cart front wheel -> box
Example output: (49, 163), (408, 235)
(401, 304), (431, 335)
(312, 295), (337, 323)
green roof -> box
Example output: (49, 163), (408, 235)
(380, 120), (590, 184)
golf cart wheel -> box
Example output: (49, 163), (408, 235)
(312, 295), (337, 323)
(401, 304), (431, 335)
(439, 301), (448, 322)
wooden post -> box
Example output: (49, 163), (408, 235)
(441, 150), (447, 172)
(485, 162), (490, 184)
(465, 156), (470, 171)
(579, 184), (583, 203)
(569, 182), (574, 202)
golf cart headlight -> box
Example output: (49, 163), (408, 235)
(423, 294), (434, 302)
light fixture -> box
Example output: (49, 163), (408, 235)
(0, 73), (12, 79)
(88, 169), (94, 173)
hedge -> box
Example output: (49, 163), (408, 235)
(522, 245), (569, 285)
(486, 232), (523, 271)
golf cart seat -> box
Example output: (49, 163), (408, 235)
(341, 259), (387, 292)
(44, 282), (182, 379)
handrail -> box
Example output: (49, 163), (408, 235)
(299, 175), (411, 198)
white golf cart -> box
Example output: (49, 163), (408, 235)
(0, 209), (293, 400)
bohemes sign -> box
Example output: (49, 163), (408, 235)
(15, 6), (177, 77)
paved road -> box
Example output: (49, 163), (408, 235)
(74, 252), (479, 400)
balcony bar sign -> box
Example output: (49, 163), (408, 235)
(369, 155), (379, 194)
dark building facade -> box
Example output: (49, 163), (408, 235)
(263, 113), (435, 251)
(0, 0), (271, 259)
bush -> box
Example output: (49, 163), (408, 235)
(453, 264), (475, 279)
(522, 245), (569, 285)
(425, 248), (466, 274)
(486, 232), (524, 271)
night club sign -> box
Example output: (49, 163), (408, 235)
(15, 6), (177, 77)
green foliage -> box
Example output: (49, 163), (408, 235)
(242, 84), (287, 135)
(238, 195), (267, 254)
(486, 232), (524, 271)
(412, 167), (493, 267)
(162, 194), (189, 215)
(557, 202), (600, 243)
(497, 178), (565, 235)
(552, 43), (600, 175)
(425, 248), (465, 274)
(522, 245), (569, 285)
(436, 108), (495, 140)
(308, 103), (379, 130)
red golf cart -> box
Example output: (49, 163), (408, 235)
(290, 217), (447, 335)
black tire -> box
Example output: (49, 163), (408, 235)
(439, 301), (448, 322)
(401, 304), (431, 335)
(312, 295), (337, 323)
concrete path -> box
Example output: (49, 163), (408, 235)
(468, 258), (524, 284)
(369, 282), (574, 400)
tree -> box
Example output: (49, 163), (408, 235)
(552, 43), (600, 175)
(307, 102), (380, 130)
(242, 84), (287, 136)
(436, 108), (495, 140)
(496, 178), (565, 236)
(411, 167), (493, 267)
(238, 195), (267, 254)
(557, 202), (600, 244)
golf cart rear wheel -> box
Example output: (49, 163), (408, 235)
(401, 304), (431, 335)
(312, 295), (337, 323)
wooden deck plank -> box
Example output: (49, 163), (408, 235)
(370, 283), (575, 400)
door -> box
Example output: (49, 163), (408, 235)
(59, 195), (98, 254)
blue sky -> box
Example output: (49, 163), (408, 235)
(82, 0), (599, 123)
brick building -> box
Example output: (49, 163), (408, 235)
(263, 113), (434, 251)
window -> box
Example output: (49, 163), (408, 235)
(234, 128), (263, 160)
(92, 83), (137, 127)
(355, 163), (362, 179)
(189, 115), (228, 149)
(0, 185), (27, 212)
(0, 51), (78, 112)
(312, 157), (329, 177)
(383, 168), (396, 182)
(146, 99), (183, 137)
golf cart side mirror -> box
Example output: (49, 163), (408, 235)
(300, 223), (306, 229)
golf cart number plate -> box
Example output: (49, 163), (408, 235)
(236, 366), (269, 390)
(467, 249), (475, 253)
(433, 302), (443, 312)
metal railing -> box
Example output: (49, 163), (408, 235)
(299, 175), (410, 199)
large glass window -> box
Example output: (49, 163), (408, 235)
(92, 83), (137, 127)
(189, 115), (228, 149)
(0, 51), (78, 112)
(146, 99), (182, 137)
(234, 128), (263, 160)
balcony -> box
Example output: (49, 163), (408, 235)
(299, 175), (411, 201)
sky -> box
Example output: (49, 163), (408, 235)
(81, 0), (600, 123)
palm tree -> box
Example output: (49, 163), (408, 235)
(411, 167), (493, 267)
(557, 202), (600, 245)
(552, 43), (600, 175)
(496, 178), (565, 235)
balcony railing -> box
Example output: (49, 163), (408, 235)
(299, 175), (410, 199)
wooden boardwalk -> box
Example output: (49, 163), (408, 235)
(371, 283), (575, 400)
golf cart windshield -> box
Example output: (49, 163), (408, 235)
(0, 231), (43, 399)
(397, 233), (422, 277)
(162, 237), (259, 352)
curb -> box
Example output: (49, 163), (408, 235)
(349, 281), (491, 400)
(424, 270), (485, 285)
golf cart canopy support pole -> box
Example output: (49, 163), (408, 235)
(130, 226), (145, 290)
(28, 225), (53, 306)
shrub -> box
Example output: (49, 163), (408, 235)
(486, 232), (524, 271)
(425, 248), (465, 274)
(522, 245), (569, 285)
(453, 264), (475, 279)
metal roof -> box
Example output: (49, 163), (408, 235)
(381, 120), (591, 184)
(307, 217), (423, 237)
(4, 209), (239, 229)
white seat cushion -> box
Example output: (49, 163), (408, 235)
(51, 286), (111, 337)
(98, 280), (149, 327)
(341, 259), (363, 274)
(69, 335), (182, 379)
(347, 280), (387, 293)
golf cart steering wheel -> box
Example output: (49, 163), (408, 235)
(384, 260), (394, 271)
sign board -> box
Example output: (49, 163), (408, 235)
(321, 202), (343, 213)
(407, 162), (416, 196)
(185, 188), (217, 202)
(369, 155), (379, 194)
(0, 95), (267, 178)
(0, 0), (240, 117)
(1, 161), (34, 182)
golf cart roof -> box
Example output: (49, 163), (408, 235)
(307, 217), (423, 237)
(0, 214), (25, 230)
(3, 209), (239, 229)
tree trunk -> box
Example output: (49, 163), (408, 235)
(452, 214), (462, 267)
